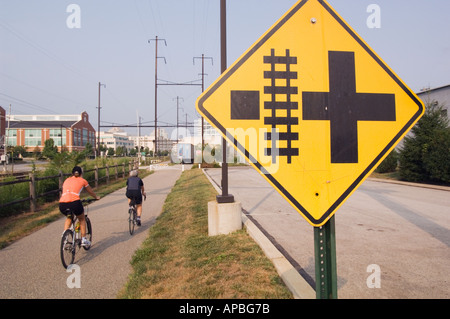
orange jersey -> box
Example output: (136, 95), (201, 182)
(59, 176), (89, 203)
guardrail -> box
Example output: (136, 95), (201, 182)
(0, 160), (138, 213)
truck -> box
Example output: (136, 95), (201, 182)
(174, 143), (195, 164)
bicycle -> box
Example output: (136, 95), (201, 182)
(60, 198), (96, 269)
(128, 199), (137, 235)
(128, 194), (146, 235)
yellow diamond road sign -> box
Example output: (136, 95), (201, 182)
(196, 0), (424, 227)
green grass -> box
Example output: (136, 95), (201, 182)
(118, 168), (292, 299)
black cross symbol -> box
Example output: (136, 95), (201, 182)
(302, 51), (396, 163)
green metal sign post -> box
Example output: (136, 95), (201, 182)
(314, 215), (338, 299)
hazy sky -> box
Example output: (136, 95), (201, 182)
(1, 0), (449, 138)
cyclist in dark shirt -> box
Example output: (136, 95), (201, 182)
(126, 170), (146, 226)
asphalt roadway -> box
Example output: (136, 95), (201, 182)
(0, 165), (181, 298)
(204, 166), (450, 299)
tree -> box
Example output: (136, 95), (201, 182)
(99, 144), (107, 153)
(50, 151), (70, 169)
(32, 145), (41, 159)
(116, 146), (125, 157)
(83, 142), (94, 157)
(12, 145), (27, 158)
(42, 139), (58, 159)
(375, 149), (398, 173)
(69, 150), (85, 166)
(398, 101), (450, 183)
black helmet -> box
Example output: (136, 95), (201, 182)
(72, 166), (82, 176)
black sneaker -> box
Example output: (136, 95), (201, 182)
(136, 217), (141, 226)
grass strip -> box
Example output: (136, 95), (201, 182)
(118, 168), (292, 299)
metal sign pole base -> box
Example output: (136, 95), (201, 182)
(314, 215), (338, 299)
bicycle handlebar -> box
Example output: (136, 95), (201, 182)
(81, 198), (98, 204)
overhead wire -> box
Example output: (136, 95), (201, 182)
(0, 20), (100, 117)
(0, 21), (91, 82)
(0, 92), (58, 114)
(0, 72), (92, 110)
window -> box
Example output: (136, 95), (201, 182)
(49, 128), (66, 146)
(6, 129), (17, 146)
(73, 129), (80, 146)
(90, 131), (95, 145)
(25, 129), (42, 146)
(83, 128), (88, 146)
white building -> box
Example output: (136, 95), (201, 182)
(396, 84), (450, 150)
(128, 134), (154, 152)
(128, 128), (174, 153)
(193, 118), (222, 146)
(99, 127), (134, 152)
(416, 84), (450, 119)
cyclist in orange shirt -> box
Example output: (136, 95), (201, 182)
(59, 166), (100, 246)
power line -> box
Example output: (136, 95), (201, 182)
(0, 92), (58, 114)
(0, 72), (91, 108)
(0, 21), (90, 81)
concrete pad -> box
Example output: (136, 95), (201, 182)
(208, 200), (242, 236)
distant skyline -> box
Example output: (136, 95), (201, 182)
(1, 0), (449, 138)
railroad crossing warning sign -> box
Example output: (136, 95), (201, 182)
(196, 0), (424, 226)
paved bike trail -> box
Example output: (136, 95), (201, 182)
(0, 165), (182, 299)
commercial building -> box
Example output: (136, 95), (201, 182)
(128, 128), (174, 154)
(193, 117), (222, 146)
(416, 84), (450, 118)
(99, 127), (134, 154)
(5, 111), (96, 152)
(0, 106), (5, 157)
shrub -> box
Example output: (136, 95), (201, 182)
(398, 101), (450, 184)
(375, 149), (398, 173)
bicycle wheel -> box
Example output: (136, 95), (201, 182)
(61, 229), (75, 269)
(128, 207), (136, 235)
(83, 217), (92, 251)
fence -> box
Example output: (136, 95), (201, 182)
(0, 160), (138, 214)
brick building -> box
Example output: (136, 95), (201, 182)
(6, 111), (96, 152)
(0, 106), (5, 156)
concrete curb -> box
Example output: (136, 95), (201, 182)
(367, 177), (450, 191)
(202, 168), (315, 299)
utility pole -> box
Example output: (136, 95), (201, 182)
(0, 107), (5, 171)
(194, 54), (213, 162)
(2, 104), (11, 172)
(97, 82), (106, 158)
(148, 36), (167, 156)
(173, 96), (184, 142)
(137, 112), (142, 162)
(6, 104), (12, 173)
(60, 124), (63, 149)
(216, 0), (234, 203)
